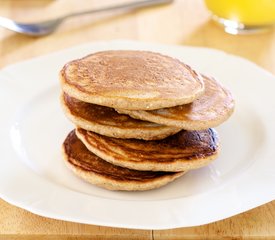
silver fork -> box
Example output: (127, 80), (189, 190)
(0, 0), (173, 36)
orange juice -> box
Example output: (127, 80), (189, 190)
(205, 0), (275, 26)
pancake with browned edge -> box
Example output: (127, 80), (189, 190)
(76, 128), (219, 172)
(61, 93), (181, 140)
(117, 75), (234, 130)
(62, 130), (185, 191)
(60, 50), (204, 110)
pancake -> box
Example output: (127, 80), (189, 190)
(61, 93), (181, 140)
(62, 130), (185, 191)
(117, 75), (234, 130)
(60, 50), (205, 110)
(76, 128), (219, 172)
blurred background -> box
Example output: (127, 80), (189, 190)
(0, 0), (274, 74)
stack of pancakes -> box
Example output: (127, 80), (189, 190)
(59, 50), (234, 191)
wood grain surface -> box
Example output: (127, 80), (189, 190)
(0, 0), (275, 239)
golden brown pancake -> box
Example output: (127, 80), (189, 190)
(61, 93), (181, 140)
(76, 128), (219, 172)
(117, 75), (234, 130)
(60, 50), (205, 110)
(62, 130), (185, 191)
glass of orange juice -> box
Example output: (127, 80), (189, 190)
(204, 0), (275, 34)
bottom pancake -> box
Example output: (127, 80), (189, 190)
(62, 130), (185, 191)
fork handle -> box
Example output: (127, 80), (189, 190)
(62, 0), (173, 20)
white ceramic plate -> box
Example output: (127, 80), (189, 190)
(0, 40), (274, 230)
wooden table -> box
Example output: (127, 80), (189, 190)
(0, 0), (274, 239)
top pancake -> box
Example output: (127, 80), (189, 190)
(117, 75), (235, 130)
(60, 50), (205, 110)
